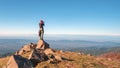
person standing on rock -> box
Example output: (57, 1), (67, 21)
(39, 20), (44, 40)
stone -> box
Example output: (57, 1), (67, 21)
(16, 43), (36, 55)
(54, 55), (62, 61)
(107, 58), (112, 61)
(44, 48), (55, 55)
(59, 50), (63, 53)
(48, 54), (62, 61)
(3, 55), (33, 68)
(36, 40), (49, 49)
(87, 54), (92, 56)
(29, 49), (48, 66)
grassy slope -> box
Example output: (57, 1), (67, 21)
(36, 51), (120, 68)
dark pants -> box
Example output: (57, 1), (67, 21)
(39, 30), (44, 40)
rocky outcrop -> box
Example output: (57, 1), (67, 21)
(36, 40), (49, 49)
(2, 40), (65, 68)
(16, 43), (37, 55)
(3, 55), (33, 68)
(28, 49), (48, 66)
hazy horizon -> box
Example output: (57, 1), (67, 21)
(0, 34), (120, 43)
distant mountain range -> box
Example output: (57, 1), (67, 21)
(1, 34), (120, 42)
(0, 39), (120, 57)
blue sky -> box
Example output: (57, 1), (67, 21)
(0, 0), (120, 36)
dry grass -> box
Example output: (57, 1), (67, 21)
(0, 56), (10, 68)
(35, 51), (110, 68)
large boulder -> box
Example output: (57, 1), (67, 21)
(36, 40), (49, 49)
(16, 43), (36, 55)
(28, 49), (48, 66)
(3, 55), (33, 68)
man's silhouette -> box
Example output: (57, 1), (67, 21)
(39, 20), (44, 40)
